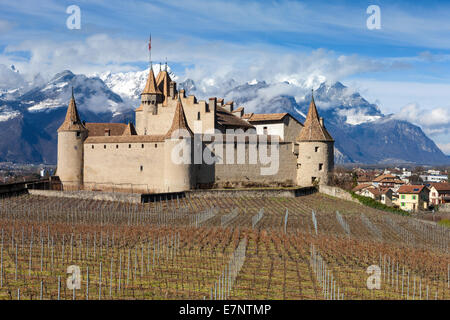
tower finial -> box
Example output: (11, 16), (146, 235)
(148, 34), (152, 68)
(71, 86), (74, 99)
(165, 57), (168, 72)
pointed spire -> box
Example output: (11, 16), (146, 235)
(296, 92), (333, 142)
(142, 66), (162, 95)
(165, 95), (193, 139)
(58, 88), (86, 132)
(122, 122), (137, 136)
(165, 58), (168, 72)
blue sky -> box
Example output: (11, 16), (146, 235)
(0, 0), (449, 153)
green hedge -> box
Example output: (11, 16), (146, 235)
(349, 192), (410, 216)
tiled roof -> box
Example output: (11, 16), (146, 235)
(397, 185), (427, 194)
(57, 92), (86, 132)
(296, 95), (333, 142)
(373, 174), (397, 182)
(248, 113), (288, 122)
(352, 183), (372, 192)
(85, 135), (165, 144)
(216, 106), (255, 129)
(241, 113), (254, 120)
(430, 183), (450, 192)
(156, 70), (171, 105)
(142, 67), (162, 95)
(122, 122), (137, 136)
(379, 188), (393, 194)
(231, 107), (244, 113)
(85, 123), (127, 137)
(165, 96), (193, 139)
(367, 188), (382, 196)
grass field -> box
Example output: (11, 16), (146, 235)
(0, 192), (448, 300)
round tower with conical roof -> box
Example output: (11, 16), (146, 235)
(56, 89), (88, 190)
(296, 92), (334, 186)
(163, 96), (194, 192)
(141, 65), (163, 113)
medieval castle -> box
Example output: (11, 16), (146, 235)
(56, 63), (334, 193)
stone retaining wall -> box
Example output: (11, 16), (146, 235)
(188, 187), (316, 198)
(28, 189), (143, 203)
(318, 185), (359, 203)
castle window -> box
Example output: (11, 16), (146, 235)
(142, 144), (144, 148)
(312, 177), (317, 183)
(155, 144), (157, 148)
(197, 112), (201, 120)
(76, 131), (81, 137)
(92, 145), (94, 149)
(319, 163), (323, 171)
(140, 165), (143, 172)
(104, 145), (106, 149)
(315, 146), (319, 152)
(263, 126), (268, 135)
(129, 144), (131, 148)
(116, 145), (118, 149)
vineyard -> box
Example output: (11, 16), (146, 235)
(0, 192), (448, 300)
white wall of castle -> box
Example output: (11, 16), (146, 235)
(253, 123), (285, 140)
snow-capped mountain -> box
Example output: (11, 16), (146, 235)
(0, 69), (130, 164)
(179, 78), (448, 164)
(20, 70), (125, 114)
(0, 66), (448, 165)
(94, 64), (177, 104)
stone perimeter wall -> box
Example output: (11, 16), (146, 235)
(28, 189), (143, 203)
(28, 187), (317, 203)
(318, 185), (359, 203)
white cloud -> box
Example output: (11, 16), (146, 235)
(1, 34), (403, 94)
(0, 64), (27, 91)
(394, 103), (450, 137)
(437, 143), (450, 155)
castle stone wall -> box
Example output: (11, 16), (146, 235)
(136, 97), (215, 135)
(83, 141), (167, 193)
(210, 141), (297, 187)
(297, 141), (334, 187)
(57, 130), (87, 188)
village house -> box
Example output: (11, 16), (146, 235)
(397, 185), (429, 212)
(428, 183), (450, 206)
(379, 188), (394, 206)
(371, 174), (405, 191)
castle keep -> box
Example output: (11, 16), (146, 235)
(56, 65), (334, 193)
